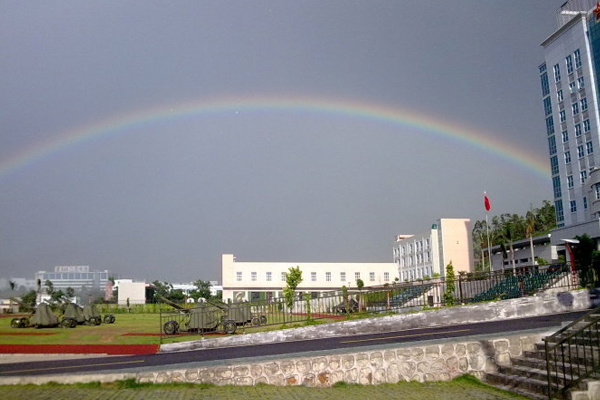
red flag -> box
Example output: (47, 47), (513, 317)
(484, 193), (491, 212)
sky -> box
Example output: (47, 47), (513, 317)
(0, 0), (568, 283)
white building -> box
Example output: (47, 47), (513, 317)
(35, 266), (111, 291)
(393, 218), (473, 281)
(487, 234), (557, 272)
(221, 254), (398, 303)
(540, 0), (600, 229)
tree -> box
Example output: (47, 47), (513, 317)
(20, 290), (37, 311)
(356, 278), (364, 311)
(45, 280), (55, 297)
(9, 280), (15, 292)
(189, 280), (212, 302)
(444, 261), (456, 306)
(283, 266), (303, 314)
(65, 287), (75, 300)
(525, 209), (537, 267)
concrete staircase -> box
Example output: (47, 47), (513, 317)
(485, 312), (600, 400)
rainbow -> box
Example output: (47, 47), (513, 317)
(0, 95), (550, 181)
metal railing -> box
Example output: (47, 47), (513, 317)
(158, 266), (578, 343)
(544, 304), (600, 399)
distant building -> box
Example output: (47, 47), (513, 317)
(221, 254), (398, 303)
(485, 234), (556, 272)
(393, 218), (473, 281)
(116, 280), (147, 305)
(35, 266), (111, 291)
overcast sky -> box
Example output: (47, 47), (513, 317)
(0, 1), (567, 283)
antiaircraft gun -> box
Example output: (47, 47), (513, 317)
(159, 296), (237, 335)
(11, 302), (60, 329)
(61, 303), (116, 328)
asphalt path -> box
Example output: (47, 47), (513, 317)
(0, 310), (586, 377)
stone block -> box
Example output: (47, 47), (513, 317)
(400, 361), (416, 377)
(269, 373), (285, 386)
(184, 369), (199, 382)
(417, 361), (429, 374)
(458, 357), (469, 372)
(397, 348), (412, 360)
(441, 344), (454, 357)
(296, 359), (311, 374)
(214, 367), (233, 380)
(468, 354), (485, 370)
(136, 372), (155, 383)
(411, 347), (425, 361)
(467, 342), (481, 354)
(280, 360), (295, 375)
(356, 353), (370, 367)
(250, 364), (263, 378)
(255, 376), (268, 385)
(330, 370), (345, 384)
(329, 356), (341, 370)
(373, 367), (387, 384)
(359, 367), (373, 385)
(384, 350), (397, 363)
(342, 355), (355, 369)
(198, 368), (215, 381)
(370, 352), (383, 367)
(493, 339), (509, 353)
(155, 372), (171, 383)
(302, 373), (316, 387)
(387, 364), (400, 383)
(171, 371), (185, 382)
(263, 362), (279, 376)
(312, 357), (328, 372)
(233, 366), (249, 377)
(455, 344), (466, 357)
(345, 368), (358, 383)
(234, 376), (253, 385)
(425, 345), (440, 360)
(316, 371), (330, 386)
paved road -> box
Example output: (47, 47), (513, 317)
(0, 311), (585, 377)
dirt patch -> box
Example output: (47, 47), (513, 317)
(0, 344), (159, 355)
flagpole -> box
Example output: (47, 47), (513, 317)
(484, 192), (493, 272)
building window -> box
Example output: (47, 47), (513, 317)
(541, 72), (550, 97)
(570, 81), (577, 93)
(559, 109), (565, 121)
(562, 130), (569, 142)
(266, 272), (272, 282)
(311, 272), (316, 282)
(572, 102), (580, 115)
(587, 141), (594, 154)
(578, 77), (585, 89)
(553, 176), (562, 198)
(565, 151), (571, 164)
(595, 184), (600, 200)
(584, 196), (588, 209)
(369, 272), (375, 282)
(340, 272), (346, 282)
(568, 175), (574, 188)
(251, 272), (257, 281)
(581, 98), (588, 111)
(578, 145), (585, 158)
(555, 200), (564, 222)
(551, 156), (559, 175)
(546, 116), (555, 135)
(584, 119), (591, 132)
(281, 272), (286, 282)
(566, 55), (574, 74)
(570, 200), (577, 213)
(236, 272), (242, 282)
(574, 49), (582, 68)
(581, 170), (588, 183)
(544, 97), (553, 116)
(553, 64), (561, 82)
(548, 136), (557, 155)
(355, 272), (360, 281)
(576, 124), (582, 137)
(558, 89), (563, 102)
(326, 272), (331, 282)
(540, 63), (547, 73)
(384, 272), (390, 282)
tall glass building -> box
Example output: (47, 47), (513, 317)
(540, 0), (600, 242)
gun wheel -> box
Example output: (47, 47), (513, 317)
(164, 320), (179, 335)
(60, 318), (73, 329)
(251, 316), (260, 326)
(223, 320), (236, 334)
(10, 318), (21, 328)
(260, 315), (267, 325)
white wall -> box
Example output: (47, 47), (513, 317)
(117, 282), (146, 305)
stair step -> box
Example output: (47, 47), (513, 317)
(485, 372), (557, 398)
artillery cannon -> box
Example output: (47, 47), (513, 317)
(11, 303), (59, 329)
(61, 303), (115, 327)
(159, 296), (237, 335)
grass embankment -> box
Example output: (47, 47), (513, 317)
(0, 375), (533, 400)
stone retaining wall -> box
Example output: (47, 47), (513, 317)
(137, 332), (544, 387)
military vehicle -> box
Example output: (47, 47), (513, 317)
(11, 303), (59, 328)
(61, 303), (115, 327)
(159, 296), (237, 335)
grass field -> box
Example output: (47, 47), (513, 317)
(0, 312), (342, 346)
(0, 375), (533, 400)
